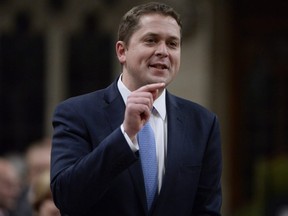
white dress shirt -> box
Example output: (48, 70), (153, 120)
(117, 76), (167, 192)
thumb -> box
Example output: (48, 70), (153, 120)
(151, 89), (159, 102)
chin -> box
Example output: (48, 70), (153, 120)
(154, 76), (170, 84)
(148, 78), (165, 85)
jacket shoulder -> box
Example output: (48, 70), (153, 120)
(56, 82), (118, 110)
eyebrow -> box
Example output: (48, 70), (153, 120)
(142, 32), (180, 41)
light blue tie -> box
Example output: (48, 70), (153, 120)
(138, 121), (158, 210)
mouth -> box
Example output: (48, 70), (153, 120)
(149, 63), (169, 70)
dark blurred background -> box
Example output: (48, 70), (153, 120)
(1, 0), (288, 215)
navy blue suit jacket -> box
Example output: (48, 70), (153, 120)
(51, 80), (222, 216)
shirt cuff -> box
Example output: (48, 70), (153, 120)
(120, 124), (139, 152)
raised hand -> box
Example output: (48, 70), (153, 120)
(123, 83), (165, 140)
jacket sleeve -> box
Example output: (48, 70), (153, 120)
(192, 115), (222, 216)
(50, 101), (137, 215)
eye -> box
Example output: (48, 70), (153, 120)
(144, 37), (157, 45)
(168, 40), (179, 49)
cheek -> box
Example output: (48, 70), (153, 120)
(170, 54), (179, 65)
(173, 53), (181, 68)
(126, 51), (145, 66)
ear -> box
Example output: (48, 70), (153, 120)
(116, 41), (126, 64)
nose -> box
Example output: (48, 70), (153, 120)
(155, 42), (168, 57)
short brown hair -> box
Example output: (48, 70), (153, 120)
(117, 2), (182, 45)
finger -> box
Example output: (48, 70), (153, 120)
(136, 83), (165, 94)
(151, 89), (159, 102)
(135, 82), (165, 101)
(127, 92), (154, 108)
(139, 105), (151, 122)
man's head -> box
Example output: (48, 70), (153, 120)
(116, 2), (182, 91)
(118, 2), (182, 45)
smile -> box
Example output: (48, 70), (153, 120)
(150, 63), (168, 70)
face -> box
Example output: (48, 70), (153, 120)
(116, 14), (181, 91)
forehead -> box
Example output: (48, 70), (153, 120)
(135, 14), (181, 39)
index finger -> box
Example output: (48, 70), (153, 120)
(136, 82), (165, 101)
(136, 83), (165, 93)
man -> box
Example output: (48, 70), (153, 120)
(51, 2), (222, 216)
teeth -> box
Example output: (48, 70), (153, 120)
(154, 64), (166, 69)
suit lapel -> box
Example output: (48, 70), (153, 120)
(102, 81), (125, 130)
(153, 92), (185, 213)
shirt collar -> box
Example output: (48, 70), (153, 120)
(117, 74), (166, 121)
